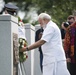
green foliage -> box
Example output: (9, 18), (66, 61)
(35, 0), (76, 27)
(4, 0), (76, 27)
(31, 20), (39, 26)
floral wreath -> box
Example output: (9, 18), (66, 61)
(19, 38), (28, 62)
(18, 17), (28, 62)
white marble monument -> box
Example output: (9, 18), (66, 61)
(0, 15), (18, 75)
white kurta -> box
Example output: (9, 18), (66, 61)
(18, 25), (27, 75)
(18, 25), (26, 40)
(41, 21), (70, 75)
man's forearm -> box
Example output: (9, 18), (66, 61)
(28, 40), (46, 50)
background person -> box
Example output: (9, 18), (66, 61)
(4, 3), (28, 75)
(18, 19), (28, 75)
(35, 27), (43, 72)
(61, 15), (75, 44)
(64, 21), (76, 75)
(61, 15), (75, 75)
(4, 3), (18, 16)
(4, 3), (19, 75)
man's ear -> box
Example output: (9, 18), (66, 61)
(43, 18), (46, 21)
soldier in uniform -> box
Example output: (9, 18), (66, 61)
(4, 3), (19, 75)
(4, 3), (18, 16)
(4, 3), (28, 75)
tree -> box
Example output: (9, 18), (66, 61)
(2, 0), (76, 27)
(32, 0), (76, 27)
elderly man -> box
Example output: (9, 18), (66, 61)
(20, 13), (70, 75)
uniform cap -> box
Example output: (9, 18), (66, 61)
(4, 3), (18, 11)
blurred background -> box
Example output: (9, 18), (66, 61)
(0, 0), (76, 27)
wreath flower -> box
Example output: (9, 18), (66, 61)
(18, 19), (28, 62)
(19, 38), (28, 62)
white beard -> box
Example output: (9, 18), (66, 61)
(42, 24), (46, 29)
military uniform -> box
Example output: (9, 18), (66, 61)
(4, 3), (19, 75)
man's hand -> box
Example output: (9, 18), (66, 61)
(66, 58), (71, 62)
(20, 47), (26, 52)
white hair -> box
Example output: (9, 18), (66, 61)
(38, 13), (51, 20)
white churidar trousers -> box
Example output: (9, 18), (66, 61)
(43, 60), (70, 75)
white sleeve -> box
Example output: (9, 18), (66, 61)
(18, 26), (27, 40)
(41, 26), (54, 42)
